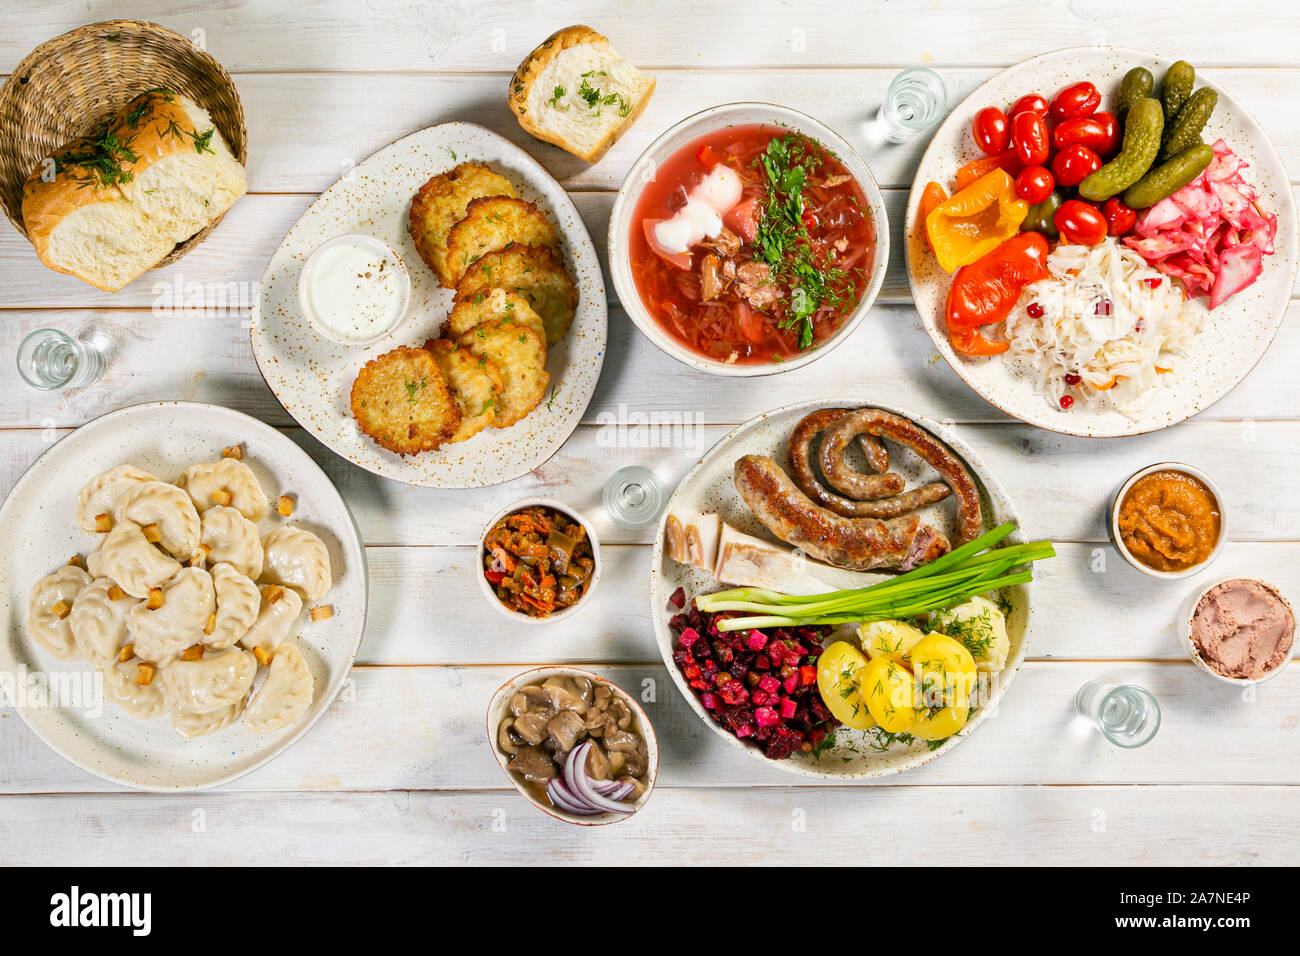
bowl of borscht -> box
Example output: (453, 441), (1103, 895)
(609, 102), (889, 376)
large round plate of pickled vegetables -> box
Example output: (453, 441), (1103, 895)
(906, 47), (1297, 438)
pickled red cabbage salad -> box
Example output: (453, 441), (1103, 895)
(1003, 141), (1276, 414)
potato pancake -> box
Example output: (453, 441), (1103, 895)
(409, 162), (518, 287)
(349, 346), (461, 455)
(456, 322), (549, 428)
(444, 196), (558, 286)
(425, 339), (503, 443)
(454, 245), (577, 345)
(446, 287), (546, 342)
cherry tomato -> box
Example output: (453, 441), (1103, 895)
(1049, 81), (1101, 122)
(1010, 110), (1050, 166)
(1014, 165), (1055, 204)
(972, 107), (1010, 156)
(1101, 197), (1137, 236)
(1051, 144), (1102, 187)
(1092, 111), (1120, 156)
(1009, 93), (1049, 118)
(1053, 199), (1108, 246)
(1052, 116), (1115, 153)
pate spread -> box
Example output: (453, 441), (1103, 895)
(1190, 579), (1295, 680)
(1117, 470), (1220, 573)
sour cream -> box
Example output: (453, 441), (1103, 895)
(298, 234), (410, 345)
(652, 165), (744, 254)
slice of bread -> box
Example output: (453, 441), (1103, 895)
(21, 90), (246, 293)
(509, 25), (655, 164)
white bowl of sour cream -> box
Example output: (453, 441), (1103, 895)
(298, 234), (411, 346)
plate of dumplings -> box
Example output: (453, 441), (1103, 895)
(0, 401), (367, 791)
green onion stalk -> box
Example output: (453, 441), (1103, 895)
(693, 522), (1054, 631)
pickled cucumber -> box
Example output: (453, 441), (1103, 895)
(1159, 60), (1195, 118)
(1117, 67), (1154, 119)
(1160, 86), (1217, 160)
(1079, 98), (1164, 201)
(1123, 143), (1214, 209)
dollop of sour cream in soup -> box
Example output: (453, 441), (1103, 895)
(301, 237), (407, 343)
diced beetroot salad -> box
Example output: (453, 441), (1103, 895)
(667, 587), (839, 760)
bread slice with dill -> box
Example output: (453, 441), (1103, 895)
(508, 25), (655, 164)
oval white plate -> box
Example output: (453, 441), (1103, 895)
(906, 47), (1298, 438)
(252, 121), (607, 487)
(0, 402), (368, 791)
(649, 399), (1032, 779)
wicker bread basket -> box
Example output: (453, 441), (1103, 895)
(0, 19), (247, 268)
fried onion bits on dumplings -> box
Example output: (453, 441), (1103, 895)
(349, 345), (461, 455)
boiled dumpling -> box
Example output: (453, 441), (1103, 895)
(200, 506), (263, 579)
(76, 464), (156, 533)
(261, 526), (331, 600)
(161, 646), (256, 715)
(238, 585), (303, 654)
(88, 520), (181, 598)
(243, 640), (314, 734)
(173, 700), (242, 739)
(102, 658), (170, 719)
(114, 480), (201, 560)
(70, 577), (141, 667)
(127, 568), (215, 664)
(179, 458), (268, 521)
(27, 565), (92, 660)
(207, 563), (260, 650)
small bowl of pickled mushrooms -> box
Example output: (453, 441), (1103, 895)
(487, 667), (658, 825)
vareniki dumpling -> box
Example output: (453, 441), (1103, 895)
(102, 659), (170, 720)
(200, 506), (263, 579)
(70, 577), (141, 667)
(162, 646), (257, 715)
(75, 464), (156, 533)
(239, 585), (303, 654)
(261, 526), (332, 600)
(173, 701), (242, 739)
(88, 520), (182, 598)
(179, 457), (269, 521)
(27, 565), (92, 660)
(114, 480), (201, 560)
(127, 568), (215, 664)
(243, 640), (314, 734)
(207, 562), (260, 650)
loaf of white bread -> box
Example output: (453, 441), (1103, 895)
(22, 89), (247, 292)
(508, 25), (655, 164)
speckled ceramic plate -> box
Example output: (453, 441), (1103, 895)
(252, 122), (607, 487)
(0, 402), (367, 791)
(906, 47), (1298, 438)
(649, 400), (1032, 779)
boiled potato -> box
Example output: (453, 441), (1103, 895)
(911, 701), (971, 741)
(859, 656), (920, 733)
(858, 619), (926, 665)
(816, 641), (876, 731)
(930, 596), (1009, 673)
(909, 633), (977, 709)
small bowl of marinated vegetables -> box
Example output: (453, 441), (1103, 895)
(478, 499), (601, 623)
(487, 666), (658, 825)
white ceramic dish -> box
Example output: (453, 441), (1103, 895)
(486, 666), (658, 826)
(252, 121), (607, 488)
(1179, 577), (1295, 685)
(608, 102), (890, 376)
(0, 402), (368, 791)
(298, 233), (411, 346)
(476, 498), (601, 625)
(1109, 462), (1227, 580)
(649, 399), (1032, 779)
(905, 47), (1298, 438)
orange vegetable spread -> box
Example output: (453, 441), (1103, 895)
(1117, 471), (1220, 573)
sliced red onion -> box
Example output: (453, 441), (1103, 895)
(592, 779), (623, 796)
(564, 743), (635, 814)
(546, 779), (602, 816)
(606, 781), (635, 802)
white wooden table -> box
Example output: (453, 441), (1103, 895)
(2, 0), (1299, 866)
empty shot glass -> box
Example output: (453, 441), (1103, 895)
(875, 67), (948, 143)
(16, 328), (105, 391)
(1074, 680), (1162, 749)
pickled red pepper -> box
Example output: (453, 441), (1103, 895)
(944, 232), (1050, 356)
